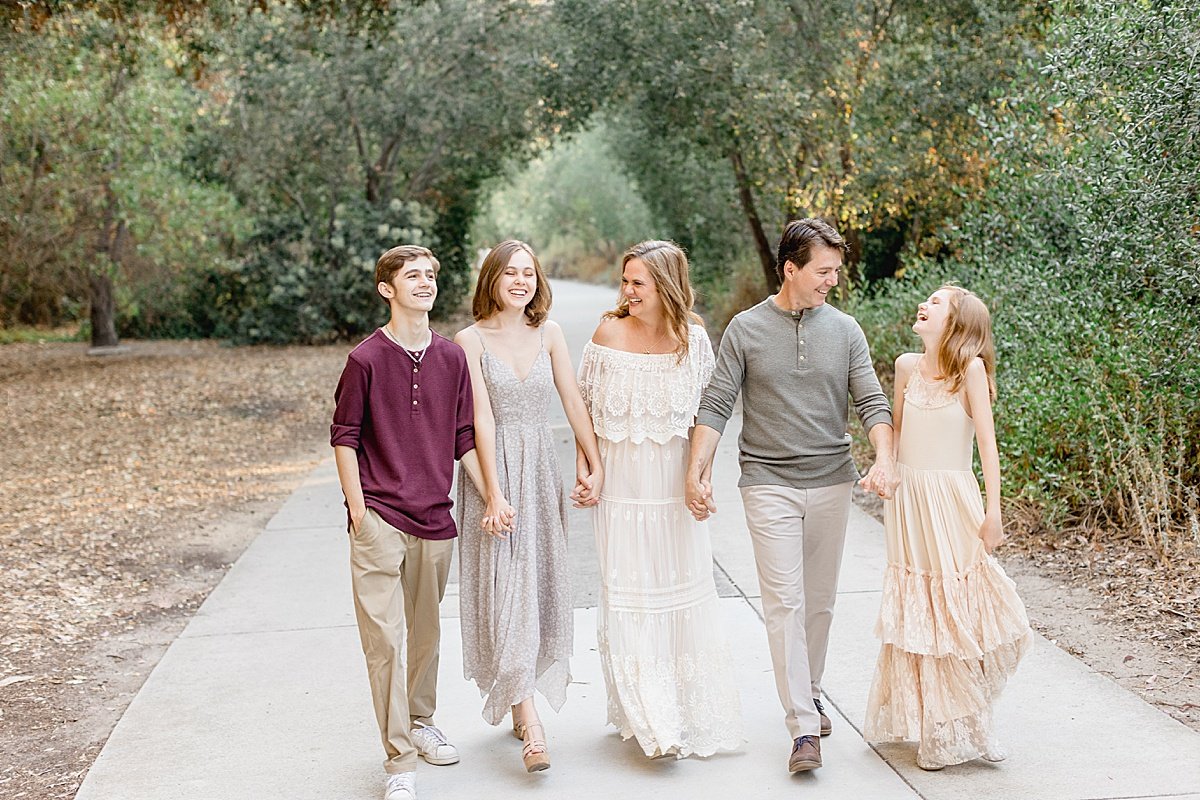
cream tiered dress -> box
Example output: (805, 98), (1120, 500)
(578, 324), (744, 758)
(864, 363), (1033, 769)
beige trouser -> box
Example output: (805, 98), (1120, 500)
(740, 482), (853, 740)
(350, 508), (453, 774)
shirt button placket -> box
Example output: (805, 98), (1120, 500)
(796, 317), (806, 368)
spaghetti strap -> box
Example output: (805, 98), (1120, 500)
(470, 326), (488, 352)
(539, 325), (545, 348)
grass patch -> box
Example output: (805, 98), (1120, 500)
(0, 325), (82, 345)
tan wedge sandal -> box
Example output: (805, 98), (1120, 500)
(511, 706), (526, 741)
(521, 722), (551, 772)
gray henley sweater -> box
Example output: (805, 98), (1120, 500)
(696, 297), (892, 489)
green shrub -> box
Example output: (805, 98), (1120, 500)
(184, 198), (436, 344)
(854, 0), (1200, 554)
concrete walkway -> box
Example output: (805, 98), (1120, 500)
(76, 281), (1200, 800)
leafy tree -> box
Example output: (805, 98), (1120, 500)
(187, 0), (565, 341)
(0, 8), (243, 345)
(551, 0), (1047, 295)
(853, 0), (1200, 548)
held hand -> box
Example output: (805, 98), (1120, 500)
(482, 495), (515, 539)
(861, 460), (899, 500)
(571, 467), (604, 508)
(979, 512), (1006, 554)
(685, 475), (716, 521)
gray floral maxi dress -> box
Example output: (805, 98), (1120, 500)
(457, 326), (572, 725)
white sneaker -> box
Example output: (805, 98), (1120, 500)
(384, 771), (416, 800)
(411, 721), (460, 765)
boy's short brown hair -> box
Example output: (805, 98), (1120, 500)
(375, 245), (439, 302)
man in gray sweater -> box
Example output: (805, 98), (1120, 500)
(686, 218), (896, 774)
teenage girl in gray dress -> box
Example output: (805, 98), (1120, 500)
(455, 240), (603, 773)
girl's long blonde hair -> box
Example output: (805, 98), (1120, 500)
(604, 240), (702, 362)
(935, 284), (997, 399)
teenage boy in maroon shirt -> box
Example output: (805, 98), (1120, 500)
(331, 245), (506, 800)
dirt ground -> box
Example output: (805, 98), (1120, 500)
(0, 339), (350, 799)
(1, 340), (1196, 799)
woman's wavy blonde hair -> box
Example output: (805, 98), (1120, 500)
(604, 240), (702, 362)
(934, 284), (997, 400)
(472, 240), (552, 327)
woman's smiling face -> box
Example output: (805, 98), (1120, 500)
(621, 257), (661, 319)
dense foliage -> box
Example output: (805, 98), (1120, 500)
(0, 9), (243, 341)
(1, 1), (564, 344)
(851, 0), (1200, 550)
(1, 0), (1195, 544)
(550, 0), (1048, 303)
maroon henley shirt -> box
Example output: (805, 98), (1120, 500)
(330, 328), (475, 540)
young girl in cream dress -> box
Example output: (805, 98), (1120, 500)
(863, 284), (1033, 771)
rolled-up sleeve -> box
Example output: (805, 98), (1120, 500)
(848, 322), (892, 432)
(331, 356), (367, 449)
(453, 355), (476, 459)
(696, 319), (745, 434)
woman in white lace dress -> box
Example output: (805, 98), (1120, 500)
(578, 240), (744, 759)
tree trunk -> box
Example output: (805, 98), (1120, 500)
(89, 270), (119, 348)
(729, 147), (779, 293)
(90, 188), (126, 350)
(842, 223), (863, 289)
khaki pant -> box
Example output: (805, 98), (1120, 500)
(350, 508), (453, 774)
(740, 482), (853, 739)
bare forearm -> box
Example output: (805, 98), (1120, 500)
(459, 449), (487, 497)
(473, 417), (505, 500)
(979, 441), (1002, 515)
(687, 424), (722, 480)
(867, 423), (895, 465)
(334, 445), (365, 515)
(564, 395), (602, 468)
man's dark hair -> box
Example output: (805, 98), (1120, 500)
(775, 218), (848, 282)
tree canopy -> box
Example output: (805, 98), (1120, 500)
(1, 0), (1196, 545)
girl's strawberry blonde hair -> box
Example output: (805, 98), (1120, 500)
(935, 284), (997, 400)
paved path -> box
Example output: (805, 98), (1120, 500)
(76, 281), (1200, 800)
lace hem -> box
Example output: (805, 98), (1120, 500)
(600, 642), (745, 758)
(875, 557), (1033, 659)
(578, 325), (715, 445)
(863, 638), (1028, 766)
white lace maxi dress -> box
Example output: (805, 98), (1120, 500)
(577, 324), (744, 758)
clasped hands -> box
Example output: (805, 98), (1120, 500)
(858, 459), (899, 500)
(570, 462), (603, 509)
(480, 496), (516, 538)
(570, 454), (603, 510)
(685, 475), (717, 522)
(482, 465), (602, 538)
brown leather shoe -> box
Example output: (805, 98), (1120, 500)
(789, 735), (822, 772)
(814, 698), (832, 736)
